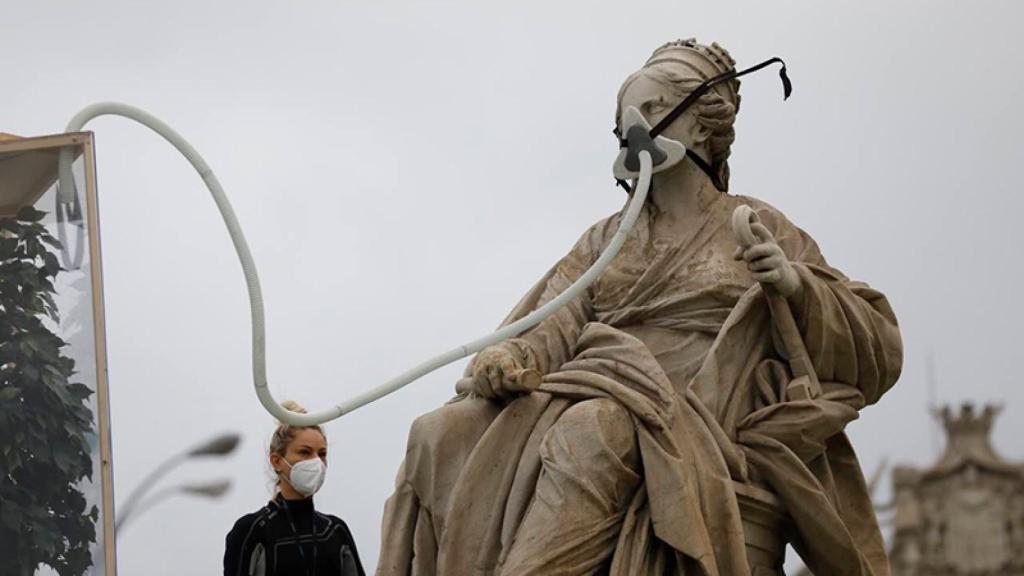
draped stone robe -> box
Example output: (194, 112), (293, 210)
(377, 191), (902, 576)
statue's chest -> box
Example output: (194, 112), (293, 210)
(593, 225), (752, 309)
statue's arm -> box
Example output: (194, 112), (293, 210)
(755, 203), (903, 405)
(786, 262), (902, 405)
(508, 247), (596, 375)
(468, 219), (607, 399)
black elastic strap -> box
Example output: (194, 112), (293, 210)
(685, 149), (723, 190)
(617, 151), (721, 192)
(614, 56), (791, 193)
(649, 56), (791, 139)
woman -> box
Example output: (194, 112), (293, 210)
(225, 401), (364, 576)
(378, 38), (902, 576)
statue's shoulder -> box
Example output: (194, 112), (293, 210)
(592, 210), (626, 232)
(728, 194), (796, 235)
(729, 194), (785, 218)
(569, 211), (629, 255)
(729, 193), (832, 267)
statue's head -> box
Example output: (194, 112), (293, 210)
(616, 39), (741, 190)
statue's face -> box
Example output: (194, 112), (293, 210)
(618, 66), (705, 150)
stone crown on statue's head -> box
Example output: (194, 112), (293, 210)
(644, 38), (740, 107)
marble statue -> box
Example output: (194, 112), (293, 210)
(377, 39), (903, 576)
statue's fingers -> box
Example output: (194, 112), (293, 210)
(487, 365), (504, 396)
(499, 374), (519, 397)
(733, 245), (744, 260)
(752, 270), (782, 284)
(497, 357), (520, 397)
(750, 222), (776, 245)
(474, 371), (496, 399)
(748, 254), (783, 272)
(476, 365), (501, 399)
(742, 244), (777, 262)
(499, 355), (519, 375)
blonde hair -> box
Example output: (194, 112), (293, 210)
(268, 400), (326, 494)
(269, 400), (326, 458)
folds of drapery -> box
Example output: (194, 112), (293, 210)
(380, 322), (750, 576)
(377, 195), (902, 576)
(690, 198), (903, 576)
(704, 271), (899, 576)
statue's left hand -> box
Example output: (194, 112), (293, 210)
(733, 222), (802, 299)
(471, 345), (528, 401)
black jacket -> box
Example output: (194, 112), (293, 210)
(224, 496), (364, 576)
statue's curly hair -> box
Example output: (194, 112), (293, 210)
(616, 39), (741, 191)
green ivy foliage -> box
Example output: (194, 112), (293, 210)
(0, 206), (98, 576)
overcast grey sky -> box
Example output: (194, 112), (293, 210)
(4, 1), (1024, 573)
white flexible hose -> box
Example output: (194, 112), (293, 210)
(60, 102), (653, 426)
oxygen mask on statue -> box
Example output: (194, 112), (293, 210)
(612, 105), (688, 182)
(612, 56), (792, 193)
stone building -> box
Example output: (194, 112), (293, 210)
(889, 404), (1024, 575)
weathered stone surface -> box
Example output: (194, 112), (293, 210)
(378, 39), (903, 576)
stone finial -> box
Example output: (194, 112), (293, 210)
(938, 402), (1000, 437)
(930, 402), (1014, 477)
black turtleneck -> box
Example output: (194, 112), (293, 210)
(224, 495), (364, 576)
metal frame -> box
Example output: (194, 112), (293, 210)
(0, 131), (117, 574)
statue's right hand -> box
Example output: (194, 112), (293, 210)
(471, 346), (529, 400)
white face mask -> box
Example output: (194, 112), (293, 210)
(280, 457), (326, 497)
